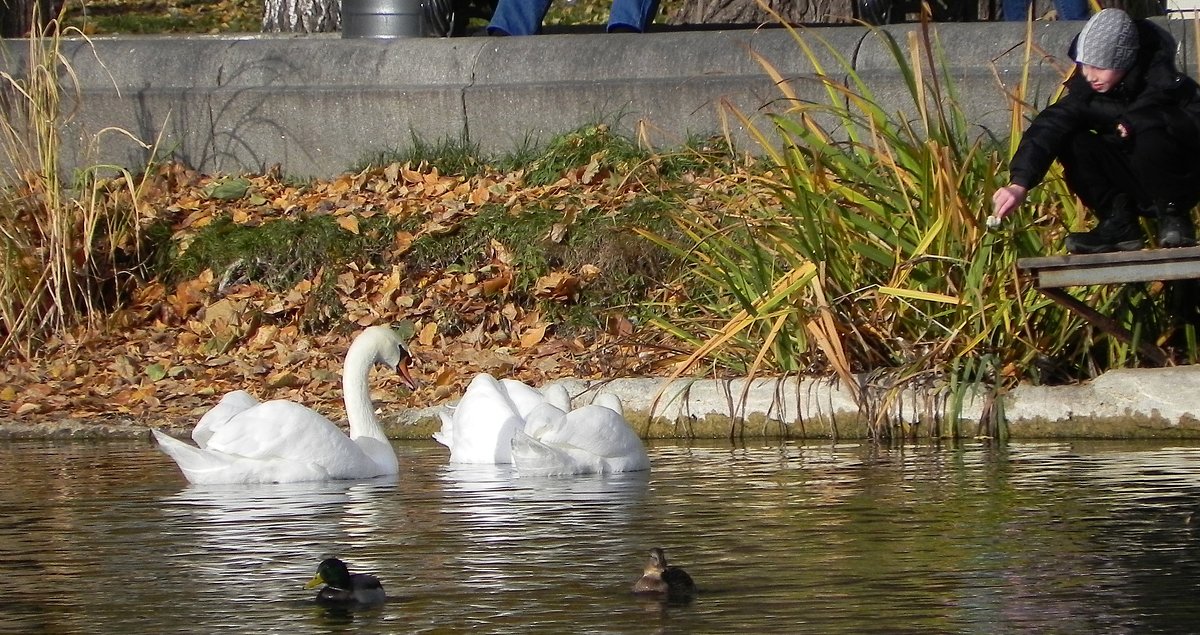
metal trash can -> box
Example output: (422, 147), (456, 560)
(341, 0), (426, 38)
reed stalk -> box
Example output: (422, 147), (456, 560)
(640, 11), (1189, 439)
(0, 7), (153, 358)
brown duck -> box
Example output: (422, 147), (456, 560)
(632, 548), (696, 600)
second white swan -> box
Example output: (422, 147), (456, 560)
(152, 325), (418, 485)
(435, 373), (649, 475)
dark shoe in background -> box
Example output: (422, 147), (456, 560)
(1156, 204), (1197, 248)
(858, 0), (893, 25)
(427, 0), (498, 36)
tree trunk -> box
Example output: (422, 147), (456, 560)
(1, 0), (60, 38)
(262, 0), (341, 32)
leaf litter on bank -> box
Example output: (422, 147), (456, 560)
(2, 151), (746, 427)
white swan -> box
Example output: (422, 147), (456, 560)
(510, 400), (650, 477)
(435, 373), (649, 475)
(152, 325), (418, 485)
(433, 373), (527, 464)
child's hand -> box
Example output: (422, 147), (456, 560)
(1117, 122), (1130, 138)
(991, 184), (1028, 224)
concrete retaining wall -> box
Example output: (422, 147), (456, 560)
(3, 20), (1196, 179)
(399, 366), (1200, 440)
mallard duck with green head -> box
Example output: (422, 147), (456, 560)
(632, 548), (695, 600)
(305, 557), (387, 606)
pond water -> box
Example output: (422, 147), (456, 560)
(2, 438), (1199, 634)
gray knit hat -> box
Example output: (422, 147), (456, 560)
(1076, 9), (1139, 71)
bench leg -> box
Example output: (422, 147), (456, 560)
(1039, 287), (1171, 366)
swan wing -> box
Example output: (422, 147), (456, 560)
(592, 392), (624, 417)
(192, 390), (259, 448)
(509, 429), (587, 477)
(152, 427), (334, 484)
(204, 400), (367, 462)
(542, 382), (572, 412)
(538, 405), (646, 459)
(155, 400), (387, 483)
(439, 374), (526, 464)
(499, 378), (549, 418)
(515, 405), (650, 475)
(522, 402), (566, 438)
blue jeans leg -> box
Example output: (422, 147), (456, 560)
(607, 0), (659, 32)
(488, 0), (552, 35)
(1001, 0), (1031, 20)
(1001, 0), (1089, 20)
(1053, 0), (1089, 20)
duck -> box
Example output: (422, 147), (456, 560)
(305, 557), (386, 607)
(632, 548), (695, 600)
(151, 325), (418, 484)
(435, 373), (650, 476)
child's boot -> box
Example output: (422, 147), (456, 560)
(1064, 196), (1145, 254)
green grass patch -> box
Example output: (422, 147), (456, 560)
(167, 213), (398, 287)
(353, 133), (486, 177)
(62, 0), (262, 34)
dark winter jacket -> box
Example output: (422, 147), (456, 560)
(1008, 20), (1200, 190)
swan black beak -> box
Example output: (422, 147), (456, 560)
(396, 353), (419, 391)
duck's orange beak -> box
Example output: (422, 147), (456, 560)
(396, 354), (419, 391)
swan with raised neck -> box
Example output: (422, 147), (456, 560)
(152, 325), (418, 484)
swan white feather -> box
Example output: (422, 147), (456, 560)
(510, 402), (650, 476)
(501, 378), (553, 418)
(434, 373), (525, 464)
(542, 382), (573, 412)
(592, 392), (624, 417)
(190, 389), (258, 448)
(435, 373), (649, 475)
(152, 325), (417, 485)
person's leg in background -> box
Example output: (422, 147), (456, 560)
(1001, 0), (1033, 20)
(607, 0), (658, 32)
(488, 0), (552, 35)
(1053, 0), (1090, 21)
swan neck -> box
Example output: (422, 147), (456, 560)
(343, 344), (385, 441)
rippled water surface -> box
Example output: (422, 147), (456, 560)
(2, 438), (1200, 634)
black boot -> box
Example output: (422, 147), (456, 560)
(1156, 203), (1197, 248)
(858, 0), (892, 25)
(1064, 197), (1146, 255)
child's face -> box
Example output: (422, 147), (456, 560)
(1080, 64), (1128, 93)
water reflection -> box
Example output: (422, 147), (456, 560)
(2, 439), (1200, 634)
(434, 464), (650, 597)
(162, 477), (399, 579)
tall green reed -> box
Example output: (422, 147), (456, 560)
(639, 14), (1185, 439)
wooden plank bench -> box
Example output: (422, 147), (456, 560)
(1016, 246), (1200, 365)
